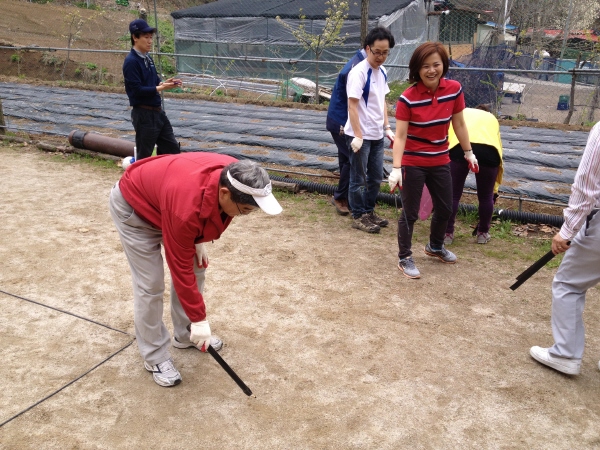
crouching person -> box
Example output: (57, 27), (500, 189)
(109, 153), (282, 386)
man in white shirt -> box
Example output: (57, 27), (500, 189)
(344, 26), (395, 233)
(530, 122), (600, 375)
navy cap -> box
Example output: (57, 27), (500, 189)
(129, 19), (156, 34)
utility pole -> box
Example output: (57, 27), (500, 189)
(152, 0), (164, 110)
(0, 98), (5, 135)
(360, 0), (369, 48)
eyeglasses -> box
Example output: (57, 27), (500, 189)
(235, 202), (252, 215)
(370, 49), (390, 58)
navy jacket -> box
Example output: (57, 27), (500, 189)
(123, 48), (161, 107)
(326, 49), (366, 130)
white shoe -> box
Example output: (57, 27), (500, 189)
(144, 357), (182, 387)
(530, 346), (581, 375)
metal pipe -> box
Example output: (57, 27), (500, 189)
(68, 130), (134, 158)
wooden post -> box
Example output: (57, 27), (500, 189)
(563, 53), (581, 125)
(0, 97), (5, 135)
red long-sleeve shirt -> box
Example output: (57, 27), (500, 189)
(119, 152), (237, 322)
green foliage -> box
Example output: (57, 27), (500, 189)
(387, 80), (411, 102)
(41, 52), (61, 66)
(10, 54), (20, 63)
(85, 62), (97, 70)
(74, 68), (82, 76)
(75, 2), (101, 9)
(115, 0), (129, 6)
(144, 16), (177, 76)
(30, 0), (53, 3)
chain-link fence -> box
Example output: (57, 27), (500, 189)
(2, 0), (600, 126)
(1, 43), (599, 126)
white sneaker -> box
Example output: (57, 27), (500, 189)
(144, 357), (182, 387)
(173, 336), (223, 352)
(530, 346), (581, 375)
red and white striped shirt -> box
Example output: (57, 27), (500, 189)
(395, 78), (465, 167)
(561, 122), (600, 240)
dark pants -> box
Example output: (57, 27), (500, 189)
(397, 164), (453, 260)
(447, 160), (499, 234)
(326, 117), (351, 202)
(131, 107), (180, 160)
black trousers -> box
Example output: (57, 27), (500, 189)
(397, 164), (453, 260)
(131, 107), (180, 160)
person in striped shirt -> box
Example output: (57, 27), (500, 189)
(388, 42), (477, 279)
(530, 122), (600, 375)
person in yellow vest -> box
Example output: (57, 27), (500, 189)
(444, 105), (504, 244)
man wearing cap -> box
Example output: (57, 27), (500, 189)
(109, 152), (282, 387)
(123, 19), (182, 160)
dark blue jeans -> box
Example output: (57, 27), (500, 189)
(326, 117), (351, 202)
(346, 136), (384, 219)
(397, 164), (453, 259)
(131, 107), (180, 160)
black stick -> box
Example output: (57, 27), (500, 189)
(510, 250), (556, 291)
(207, 345), (253, 397)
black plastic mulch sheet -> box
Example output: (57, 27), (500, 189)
(1, 82), (589, 203)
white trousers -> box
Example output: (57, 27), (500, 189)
(109, 182), (205, 365)
(549, 210), (600, 360)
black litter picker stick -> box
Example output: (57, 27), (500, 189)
(186, 324), (253, 396)
(510, 242), (570, 291)
(206, 345), (253, 397)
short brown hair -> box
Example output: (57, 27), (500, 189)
(408, 42), (449, 84)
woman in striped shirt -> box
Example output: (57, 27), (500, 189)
(388, 42), (477, 279)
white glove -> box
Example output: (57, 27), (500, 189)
(388, 167), (402, 191)
(350, 137), (363, 153)
(195, 243), (209, 268)
(385, 129), (395, 143)
(464, 150), (479, 173)
(190, 320), (212, 351)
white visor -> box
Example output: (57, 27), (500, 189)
(227, 171), (282, 215)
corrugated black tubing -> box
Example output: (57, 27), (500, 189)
(270, 175), (564, 227)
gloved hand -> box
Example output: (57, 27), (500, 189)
(195, 243), (209, 268)
(464, 150), (479, 173)
(385, 129), (395, 143)
(388, 167), (403, 192)
(350, 137), (363, 153)
(190, 320), (212, 352)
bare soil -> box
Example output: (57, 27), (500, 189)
(2, 143), (600, 448)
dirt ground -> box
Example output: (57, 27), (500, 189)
(1, 143), (600, 448)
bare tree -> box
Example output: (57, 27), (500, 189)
(61, 11), (85, 80)
(277, 0), (349, 103)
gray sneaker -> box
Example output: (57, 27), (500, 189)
(352, 214), (380, 233)
(144, 357), (182, 387)
(444, 233), (454, 245)
(368, 211), (389, 227)
(173, 336), (223, 352)
(424, 243), (457, 264)
(398, 257), (421, 279)
(477, 232), (491, 244)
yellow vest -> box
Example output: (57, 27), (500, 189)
(448, 108), (504, 193)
